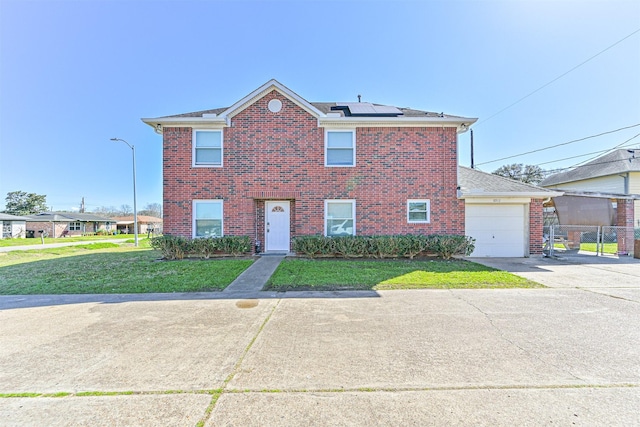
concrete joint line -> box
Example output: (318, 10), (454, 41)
(448, 290), (585, 383)
(221, 383), (640, 394)
(578, 287), (640, 304)
(196, 299), (282, 427)
(3, 383), (638, 400)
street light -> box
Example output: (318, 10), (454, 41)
(110, 138), (138, 247)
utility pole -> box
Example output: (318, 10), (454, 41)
(470, 129), (475, 169)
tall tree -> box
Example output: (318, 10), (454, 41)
(492, 163), (545, 185)
(138, 202), (162, 218)
(119, 204), (133, 215)
(3, 191), (48, 215)
(92, 205), (119, 217)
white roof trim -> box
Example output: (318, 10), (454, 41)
(220, 79), (325, 120)
(557, 191), (640, 200)
(321, 116), (476, 133)
(460, 190), (564, 199)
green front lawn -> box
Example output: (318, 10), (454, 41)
(0, 245), (253, 294)
(0, 234), (145, 247)
(266, 258), (541, 291)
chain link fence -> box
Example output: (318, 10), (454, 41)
(544, 225), (638, 257)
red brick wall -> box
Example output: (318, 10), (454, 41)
(616, 198), (635, 254)
(529, 199), (544, 255)
(162, 90), (463, 244)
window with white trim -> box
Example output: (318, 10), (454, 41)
(69, 222), (82, 231)
(325, 130), (355, 167)
(407, 199), (430, 223)
(193, 130), (222, 167)
(325, 200), (355, 236)
(193, 200), (223, 238)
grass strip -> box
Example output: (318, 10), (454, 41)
(0, 246), (253, 294)
(266, 258), (541, 291)
(0, 234), (145, 247)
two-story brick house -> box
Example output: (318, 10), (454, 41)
(143, 79), (477, 253)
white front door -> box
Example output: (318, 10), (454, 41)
(265, 201), (290, 252)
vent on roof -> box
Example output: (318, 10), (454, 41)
(331, 102), (403, 117)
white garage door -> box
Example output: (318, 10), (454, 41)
(465, 204), (526, 257)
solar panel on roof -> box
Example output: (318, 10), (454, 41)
(334, 102), (403, 116)
(371, 105), (403, 115)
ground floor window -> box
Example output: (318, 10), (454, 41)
(407, 199), (430, 223)
(2, 222), (10, 238)
(69, 222), (82, 231)
(325, 200), (355, 236)
(193, 200), (223, 238)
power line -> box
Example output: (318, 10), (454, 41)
(475, 123), (640, 166)
(535, 136), (640, 167)
(495, 144), (640, 180)
(570, 130), (640, 168)
(474, 27), (640, 128)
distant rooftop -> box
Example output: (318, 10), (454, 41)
(542, 149), (640, 186)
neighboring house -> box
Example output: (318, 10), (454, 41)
(24, 212), (115, 238)
(541, 148), (640, 227)
(458, 167), (562, 257)
(142, 79), (476, 253)
(0, 213), (29, 239)
(112, 215), (163, 234)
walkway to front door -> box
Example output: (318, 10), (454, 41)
(265, 201), (290, 252)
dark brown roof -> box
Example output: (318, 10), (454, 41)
(157, 103), (466, 120)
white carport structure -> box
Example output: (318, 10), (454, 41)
(459, 167), (562, 257)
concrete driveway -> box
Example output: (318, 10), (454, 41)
(1, 256), (639, 426)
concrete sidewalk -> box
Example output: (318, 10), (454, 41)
(223, 255), (285, 293)
(470, 254), (640, 298)
(1, 282), (639, 425)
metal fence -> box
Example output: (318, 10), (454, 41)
(543, 225), (638, 257)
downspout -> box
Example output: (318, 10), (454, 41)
(622, 173), (630, 195)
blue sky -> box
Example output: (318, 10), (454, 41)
(1, 0), (639, 212)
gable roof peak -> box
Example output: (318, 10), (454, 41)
(221, 79), (325, 119)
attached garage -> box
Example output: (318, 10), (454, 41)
(465, 203), (527, 257)
(459, 167), (562, 257)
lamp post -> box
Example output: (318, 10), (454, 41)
(111, 138), (138, 247)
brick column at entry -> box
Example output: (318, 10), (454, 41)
(616, 198), (635, 256)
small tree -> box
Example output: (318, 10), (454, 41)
(492, 163), (545, 185)
(3, 191), (48, 215)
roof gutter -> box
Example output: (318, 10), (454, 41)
(319, 116), (477, 133)
(460, 190), (564, 199)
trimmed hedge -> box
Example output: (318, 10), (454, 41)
(292, 234), (475, 260)
(150, 235), (252, 260)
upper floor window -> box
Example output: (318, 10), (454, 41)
(193, 200), (223, 238)
(407, 199), (430, 223)
(325, 130), (355, 167)
(193, 130), (222, 167)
